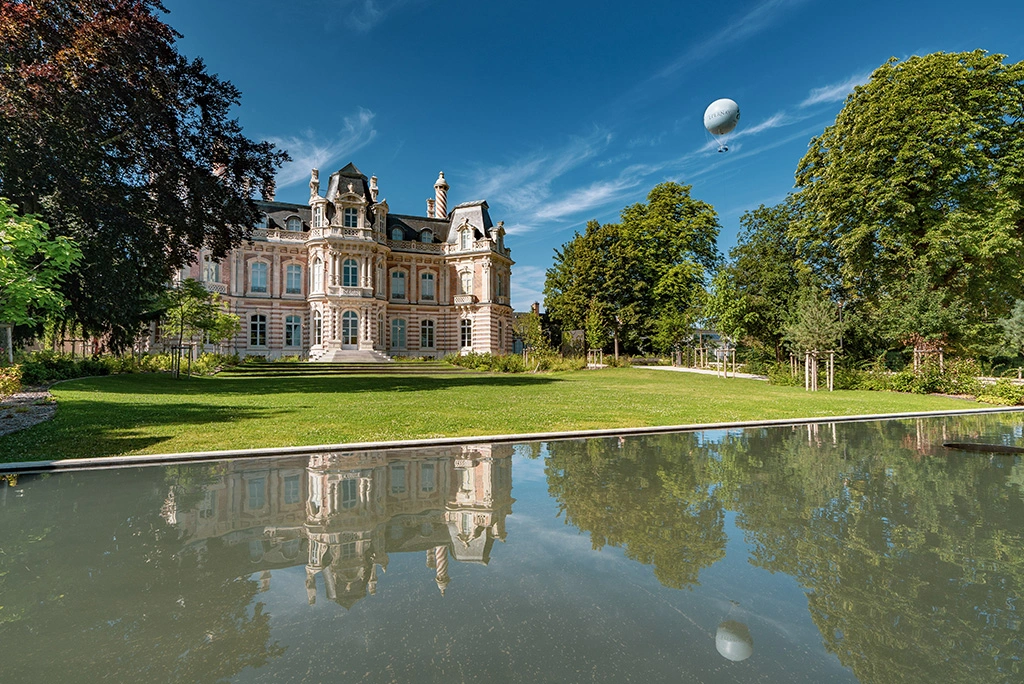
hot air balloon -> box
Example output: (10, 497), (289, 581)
(703, 98), (740, 152)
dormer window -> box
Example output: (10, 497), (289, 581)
(343, 207), (359, 228)
(313, 204), (325, 227)
(391, 228), (404, 241)
(420, 230), (433, 243)
(255, 214), (268, 230)
(460, 228), (472, 250)
(286, 216), (302, 232)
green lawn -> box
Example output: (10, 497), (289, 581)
(0, 367), (980, 461)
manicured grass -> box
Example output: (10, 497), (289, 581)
(0, 367), (979, 461)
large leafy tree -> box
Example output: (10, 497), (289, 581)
(0, 0), (288, 350)
(721, 197), (803, 359)
(793, 51), (1024, 350)
(0, 198), (81, 326)
(544, 183), (719, 353)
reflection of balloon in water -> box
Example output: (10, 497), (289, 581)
(703, 98), (740, 152)
(716, 620), (754, 661)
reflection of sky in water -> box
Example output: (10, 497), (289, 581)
(2, 412), (1022, 682)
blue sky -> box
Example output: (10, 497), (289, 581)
(163, 0), (1024, 311)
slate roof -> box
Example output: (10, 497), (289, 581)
(386, 213), (449, 240)
(255, 200), (311, 231)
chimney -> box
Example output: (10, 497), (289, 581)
(434, 171), (449, 219)
(531, 302), (540, 315)
(261, 178), (276, 202)
(426, 198), (435, 218)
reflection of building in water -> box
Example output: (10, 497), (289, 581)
(162, 444), (514, 608)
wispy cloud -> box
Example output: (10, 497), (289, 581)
(269, 108), (377, 188)
(321, 0), (422, 33)
(654, 0), (810, 82)
(467, 130), (612, 220)
(511, 264), (548, 311)
(800, 71), (872, 107)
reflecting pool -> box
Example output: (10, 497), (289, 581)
(1, 413), (1022, 682)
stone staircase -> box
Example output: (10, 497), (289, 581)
(309, 349), (393, 363)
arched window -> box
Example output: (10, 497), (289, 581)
(250, 262), (268, 293)
(343, 207), (358, 228)
(313, 310), (322, 345)
(312, 257), (323, 292)
(285, 315), (302, 347)
(460, 319), (472, 348)
(285, 264), (302, 294)
(286, 216), (302, 232)
(391, 270), (406, 299)
(420, 319), (435, 348)
(250, 314), (267, 346)
(459, 270), (473, 295)
(420, 229), (433, 243)
(376, 262), (384, 295)
(420, 272), (435, 301)
(391, 318), (407, 350)
(341, 311), (359, 346)
(391, 227), (404, 241)
(342, 259), (358, 287)
(460, 228), (472, 250)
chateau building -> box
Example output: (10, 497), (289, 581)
(162, 445), (515, 606)
(176, 163), (514, 360)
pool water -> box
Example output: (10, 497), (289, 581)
(1, 413), (1022, 682)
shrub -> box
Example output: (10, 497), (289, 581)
(766, 362), (801, 386)
(977, 379), (1024, 406)
(0, 365), (21, 397)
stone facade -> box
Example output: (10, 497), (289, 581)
(175, 163), (514, 360)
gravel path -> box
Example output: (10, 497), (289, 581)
(0, 387), (56, 437)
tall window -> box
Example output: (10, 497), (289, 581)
(341, 478), (358, 509)
(420, 229), (433, 243)
(250, 314), (267, 346)
(286, 216), (302, 231)
(342, 311), (358, 346)
(284, 475), (301, 504)
(377, 314), (385, 347)
(391, 318), (407, 350)
(342, 259), (358, 287)
(313, 310), (322, 345)
(461, 319), (472, 348)
(285, 315), (301, 347)
(420, 319), (435, 348)
(202, 256), (219, 283)
(248, 478), (266, 510)
(343, 207), (358, 228)
(313, 204), (324, 227)
(459, 271), (473, 295)
(498, 320), (504, 351)
(312, 257), (323, 292)
(285, 264), (302, 294)
(391, 227), (403, 241)
(460, 228), (472, 250)
(391, 270), (406, 299)
(250, 261), (268, 293)
(420, 272), (435, 300)
(421, 463), (436, 492)
(390, 465), (406, 494)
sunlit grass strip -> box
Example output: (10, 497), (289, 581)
(0, 368), (978, 460)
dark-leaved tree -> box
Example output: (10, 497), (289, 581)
(0, 0), (288, 350)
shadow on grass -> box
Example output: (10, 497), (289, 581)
(0, 401), (283, 462)
(55, 372), (561, 397)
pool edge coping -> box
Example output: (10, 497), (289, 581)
(4, 405), (1023, 473)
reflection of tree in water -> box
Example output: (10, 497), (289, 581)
(0, 467), (283, 682)
(714, 417), (1024, 683)
(545, 433), (726, 589)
